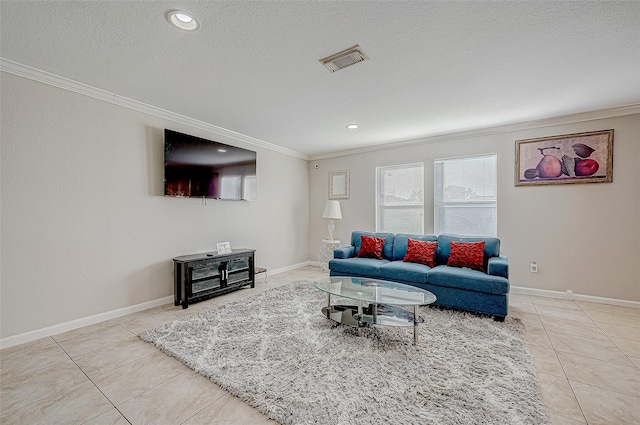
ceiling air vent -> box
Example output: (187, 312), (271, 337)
(319, 45), (369, 73)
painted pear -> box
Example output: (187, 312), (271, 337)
(537, 155), (562, 178)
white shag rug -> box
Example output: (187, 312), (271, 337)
(140, 281), (549, 425)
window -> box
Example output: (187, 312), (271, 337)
(434, 154), (497, 237)
(376, 162), (424, 233)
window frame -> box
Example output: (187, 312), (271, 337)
(375, 161), (425, 234)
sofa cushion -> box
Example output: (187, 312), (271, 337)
(328, 257), (389, 277)
(392, 233), (438, 260)
(357, 235), (386, 260)
(435, 234), (500, 269)
(351, 231), (395, 260)
(426, 265), (509, 295)
(447, 241), (485, 272)
(403, 239), (437, 267)
(378, 261), (430, 284)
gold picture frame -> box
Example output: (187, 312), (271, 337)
(515, 129), (614, 186)
(329, 170), (350, 199)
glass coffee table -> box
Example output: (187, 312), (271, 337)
(313, 276), (437, 344)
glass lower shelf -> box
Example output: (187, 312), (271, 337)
(322, 304), (423, 328)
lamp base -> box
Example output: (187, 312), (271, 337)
(327, 221), (335, 241)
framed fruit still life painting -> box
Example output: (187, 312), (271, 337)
(515, 129), (613, 186)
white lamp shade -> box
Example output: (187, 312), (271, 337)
(322, 200), (342, 220)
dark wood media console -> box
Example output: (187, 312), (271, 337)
(173, 249), (255, 308)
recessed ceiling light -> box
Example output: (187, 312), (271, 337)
(346, 124), (359, 129)
(167, 10), (199, 31)
(218, 149), (227, 153)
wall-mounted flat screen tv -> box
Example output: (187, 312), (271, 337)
(164, 129), (257, 201)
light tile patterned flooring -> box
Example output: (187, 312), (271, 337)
(1, 266), (639, 424)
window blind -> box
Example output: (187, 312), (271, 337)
(376, 162), (424, 233)
(434, 154), (497, 237)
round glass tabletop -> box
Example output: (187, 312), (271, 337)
(313, 276), (436, 306)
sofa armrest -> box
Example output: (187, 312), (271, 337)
(334, 246), (355, 259)
(488, 255), (509, 278)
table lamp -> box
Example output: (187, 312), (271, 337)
(322, 200), (342, 241)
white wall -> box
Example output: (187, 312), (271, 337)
(0, 73), (310, 339)
(309, 114), (640, 302)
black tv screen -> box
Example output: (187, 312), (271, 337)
(164, 129), (257, 200)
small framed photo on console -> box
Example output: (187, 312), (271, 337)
(216, 241), (232, 254)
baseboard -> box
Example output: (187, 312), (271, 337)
(0, 295), (174, 350)
(510, 286), (640, 309)
(0, 262), (316, 350)
(267, 261), (317, 275)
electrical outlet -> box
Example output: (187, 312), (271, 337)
(530, 262), (538, 273)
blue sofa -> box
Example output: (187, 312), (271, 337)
(328, 231), (510, 320)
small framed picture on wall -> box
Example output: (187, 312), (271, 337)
(329, 170), (350, 199)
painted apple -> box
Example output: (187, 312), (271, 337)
(575, 159), (599, 176)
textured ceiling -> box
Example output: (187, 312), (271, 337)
(1, 1), (639, 158)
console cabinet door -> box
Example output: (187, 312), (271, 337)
(226, 256), (252, 286)
(188, 262), (223, 296)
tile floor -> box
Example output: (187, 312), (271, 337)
(1, 266), (639, 424)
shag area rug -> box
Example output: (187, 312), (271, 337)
(140, 281), (549, 425)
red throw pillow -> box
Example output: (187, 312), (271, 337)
(447, 241), (485, 272)
(357, 235), (385, 260)
(403, 239), (437, 267)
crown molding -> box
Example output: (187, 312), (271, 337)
(3, 58), (637, 163)
(0, 58), (309, 160)
(309, 104), (640, 160)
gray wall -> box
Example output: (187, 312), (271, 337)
(1, 73), (310, 339)
(2, 69), (638, 342)
(309, 114), (640, 302)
